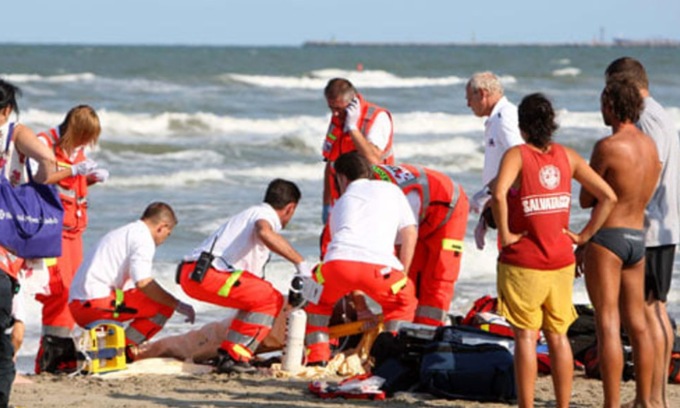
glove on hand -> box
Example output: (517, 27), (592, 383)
(474, 216), (488, 250)
(295, 261), (313, 278)
(343, 97), (361, 132)
(88, 168), (110, 183)
(175, 301), (196, 324)
(71, 159), (98, 176)
(470, 187), (491, 214)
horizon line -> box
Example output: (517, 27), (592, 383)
(1, 38), (679, 48)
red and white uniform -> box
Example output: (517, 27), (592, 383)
(322, 93), (394, 204)
(373, 164), (470, 326)
(305, 179), (417, 364)
(68, 220), (174, 346)
(178, 203), (284, 363)
(500, 144), (574, 269)
(35, 128), (90, 337)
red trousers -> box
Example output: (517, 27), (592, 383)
(410, 192), (469, 326)
(178, 261), (283, 362)
(35, 233), (83, 336)
(69, 288), (174, 346)
(305, 260), (416, 364)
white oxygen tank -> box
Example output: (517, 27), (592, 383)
(281, 308), (307, 373)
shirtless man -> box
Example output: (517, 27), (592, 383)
(606, 57), (680, 408)
(580, 78), (661, 408)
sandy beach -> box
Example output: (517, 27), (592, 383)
(10, 369), (680, 407)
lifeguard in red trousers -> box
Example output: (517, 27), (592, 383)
(306, 152), (418, 366)
(178, 179), (309, 374)
(372, 164), (470, 326)
(69, 203), (195, 362)
(321, 78), (394, 223)
(34, 105), (110, 374)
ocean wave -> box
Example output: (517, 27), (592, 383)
(2, 72), (97, 83)
(556, 109), (606, 129)
(552, 67), (581, 77)
(4, 72), (205, 96)
(396, 112), (485, 135)
(226, 162), (325, 181)
(398, 137), (480, 160)
(106, 168), (225, 187)
(23, 107), (680, 152)
(224, 68), (466, 89)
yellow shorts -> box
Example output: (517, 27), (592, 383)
(496, 262), (577, 334)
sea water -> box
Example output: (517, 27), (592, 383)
(2, 44), (679, 373)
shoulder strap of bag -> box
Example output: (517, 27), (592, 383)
(4, 123), (14, 153)
(1, 123), (15, 175)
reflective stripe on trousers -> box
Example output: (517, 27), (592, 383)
(415, 305), (447, 324)
(125, 312), (169, 344)
(42, 325), (72, 338)
(224, 309), (276, 351)
(384, 319), (411, 332)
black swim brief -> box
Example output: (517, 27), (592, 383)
(589, 227), (645, 266)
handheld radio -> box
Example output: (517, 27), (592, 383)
(190, 236), (218, 283)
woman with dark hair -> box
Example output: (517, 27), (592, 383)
(0, 79), (57, 406)
(491, 93), (617, 408)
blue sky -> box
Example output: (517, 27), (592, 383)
(4, 0), (679, 46)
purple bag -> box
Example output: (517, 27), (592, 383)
(0, 124), (63, 258)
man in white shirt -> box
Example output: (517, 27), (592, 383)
(321, 78), (395, 223)
(305, 152), (418, 366)
(69, 202), (194, 362)
(465, 71), (523, 249)
(177, 179), (307, 374)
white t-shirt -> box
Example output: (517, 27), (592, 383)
(69, 220), (156, 301)
(639, 96), (680, 246)
(366, 111), (392, 152)
(11, 290), (25, 323)
(325, 179), (417, 270)
(482, 96), (523, 186)
(185, 203), (281, 278)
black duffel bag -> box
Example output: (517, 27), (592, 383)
(419, 339), (516, 403)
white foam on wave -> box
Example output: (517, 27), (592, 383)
(225, 68), (465, 89)
(22, 107), (614, 139)
(24, 108), (485, 147)
(21, 109), (328, 143)
(107, 168), (225, 187)
(498, 75), (518, 85)
(552, 67), (581, 77)
(398, 137), (480, 160)
(396, 112), (485, 135)
(556, 109), (607, 129)
(225, 161), (326, 181)
(2, 72), (97, 84)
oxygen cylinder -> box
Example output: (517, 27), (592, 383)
(281, 308), (307, 373)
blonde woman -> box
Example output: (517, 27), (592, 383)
(34, 105), (109, 374)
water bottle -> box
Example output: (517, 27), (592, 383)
(281, 309), (306, 373)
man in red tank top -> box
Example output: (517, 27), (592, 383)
(492, 93), (616, 408)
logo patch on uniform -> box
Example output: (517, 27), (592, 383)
(538, 165), (560, 190)
(386, 165), (415, 184)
